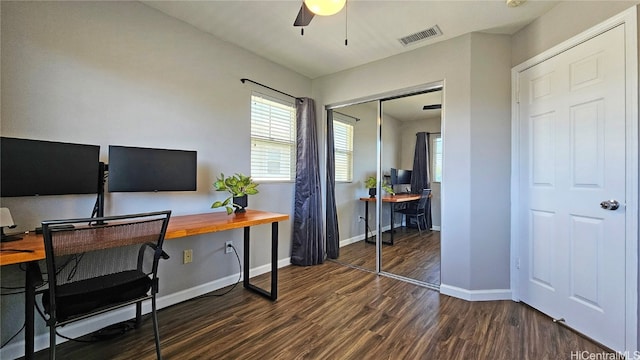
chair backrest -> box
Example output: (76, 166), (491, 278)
(416, 189), (431, 211)
(42, 210), (171, 323)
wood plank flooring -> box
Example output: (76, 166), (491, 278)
(30, 261), (608, 359)
(336, 227), (440, 285)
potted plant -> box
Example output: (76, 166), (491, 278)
(364, 176), (394, 198)
(211, 173), (259, 214)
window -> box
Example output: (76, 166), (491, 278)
(250, 92), (296, 181)
(432, 134), (442, 182)
(332, 113), (354, 182)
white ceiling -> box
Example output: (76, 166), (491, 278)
(383, 90), (443, 121)
(142, 0), (559, 79)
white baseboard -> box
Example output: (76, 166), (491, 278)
(440, 284), (512, 301)
(340, 234), (365, 247)
(431, 225), (441, 231)
(0, 258), (291, 360)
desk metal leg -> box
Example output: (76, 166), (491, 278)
(389, 205), (394, 245)
(270, 222), (278, 300)
(364, 201), (395, 245)
(24, 261), (42, 360)
(243, 224), (278, 301)
(364, 201), (374, 244)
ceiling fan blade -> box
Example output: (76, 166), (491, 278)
(423, 104), (442, 110)
(293, 3), (314, 27)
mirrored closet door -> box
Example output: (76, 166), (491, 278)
(379, 90), (442, 287)
(326, 82), (443, 289)
(328, 100), (378, 272)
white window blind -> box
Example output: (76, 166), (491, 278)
(250, 92), (296, 181)
(333, 113), (354, 182)
(432, 135), (442, 183)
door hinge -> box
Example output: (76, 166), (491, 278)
(516, 257), (521, 269)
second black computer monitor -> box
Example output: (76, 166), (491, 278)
(390, 168), (412, 185)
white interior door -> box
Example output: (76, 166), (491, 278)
(517, 24), (627, 350)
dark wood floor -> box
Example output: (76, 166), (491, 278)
(336, 227), (440, 285)
(32, 261), (607, 359)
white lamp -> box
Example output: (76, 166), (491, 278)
(1, 207), (22, 242)
(304, 0), (346, 16)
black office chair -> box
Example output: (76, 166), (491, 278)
(397, 189), (431, 234)
(40, 210), (171, 360)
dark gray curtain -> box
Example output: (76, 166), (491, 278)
(325, 110), (340, 259)
(291, 98), (325, 266)
(411, 132), (432, 229)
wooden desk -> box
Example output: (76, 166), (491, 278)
(0, 209), (289, 359)
(359, 194), (421, 245)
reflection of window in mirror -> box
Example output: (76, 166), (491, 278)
(333, 113), (355, 182)
(432, 135), (442, 183)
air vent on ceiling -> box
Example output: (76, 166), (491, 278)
(398, 25), (443, 46)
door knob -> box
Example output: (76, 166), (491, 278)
(600, 200), (620, 210)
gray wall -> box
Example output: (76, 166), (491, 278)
(469, 33), (512, 291)
(0, 1), (310, 356)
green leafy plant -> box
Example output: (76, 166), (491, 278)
(211, 173), (259, 215)
(364, 176), (395, 195)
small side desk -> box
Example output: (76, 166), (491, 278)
(0, 209), (289, 360)
(359, 194), (421, 245)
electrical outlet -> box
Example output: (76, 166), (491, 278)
(183, 249), (193, 264)
(225, 241), (233, 254)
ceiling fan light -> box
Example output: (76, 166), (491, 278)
(304, 0), (346, 16)
(506, 0), (526, 7)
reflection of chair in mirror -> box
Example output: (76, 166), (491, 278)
(40, 210), (171, 360)
(397, 189), (431, 234)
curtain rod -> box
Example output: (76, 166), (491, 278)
(334, 111), (360, 122)
(240, 78), (303, 102)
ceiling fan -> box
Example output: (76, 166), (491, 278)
(293, 2), (315, 27)
(293, 0), (346, 28)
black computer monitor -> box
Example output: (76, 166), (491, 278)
(390, 168), (412, 185)
(108, 145), (197, 192)
(0, 137), (100, 197)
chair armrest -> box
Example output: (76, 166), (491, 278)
(158, 249), (170, 260)
(144, 243), (170, 260)
(137, 243), (170, 274)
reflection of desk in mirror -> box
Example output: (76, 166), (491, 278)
(359, 194), (421, 245)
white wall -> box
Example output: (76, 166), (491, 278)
(313, 32), (513, 294)
(0, 1), (311, 356)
